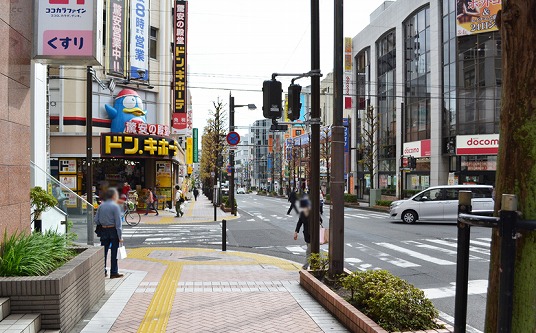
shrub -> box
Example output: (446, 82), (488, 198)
(221, 196), (236, 208)
(376, 200), (393, 207)
(325, 194), (331, 201)
(340, 270), (441, 332)
(0, 231), (75, 277)
(344, 194), (358, 203)
(308, 252), (329, 278)
(30, 186), (58, 223)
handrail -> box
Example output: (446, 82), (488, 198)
(458, 213), (499, 228)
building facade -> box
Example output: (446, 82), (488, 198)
(352, 0), (501, 197)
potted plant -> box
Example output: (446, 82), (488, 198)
(30, 186), (58, 232)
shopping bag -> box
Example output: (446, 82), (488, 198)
(320, 227), (329, 245)
(118, 246), (128, 260)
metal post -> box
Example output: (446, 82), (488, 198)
(222, 219), (227, 251)
(309, 0), (321, 254)
(86, 66), (94, 246)
(329, 0), (344, 275)
(498, 194), (517, 333)
(229, 94), (236, 216)
(454, 191), (472, 332)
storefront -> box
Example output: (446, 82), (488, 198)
(402, 139), (431, 194)
(453, 134), (499, 185)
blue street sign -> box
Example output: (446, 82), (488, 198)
(226, 131), (240, 146)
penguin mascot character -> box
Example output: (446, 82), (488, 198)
(105, 89), (148, 133)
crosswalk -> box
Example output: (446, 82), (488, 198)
(284, 236), (491, 273)
(122, 224), (223, 246)
(242, 210), (390, 222)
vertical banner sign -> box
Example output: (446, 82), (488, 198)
(268, 135), (273, 154)
(130, 0), (149, 80)
(107, 0), (127, 77)
(34, 0), (103, 65)
(344, 37), (353, 109)
(457, 0), (501, 36)
(174, 1), (188, 114)
(186, 137), (193, 165)
(193, 128), (199, 163)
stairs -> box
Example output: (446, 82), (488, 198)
(0, 298), (57, 333)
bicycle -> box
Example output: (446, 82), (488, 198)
(124, 200), (141, 226)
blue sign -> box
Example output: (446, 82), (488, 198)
(226, 131), (240, 146)
(300, 94), (307, 121)
(267, 155), (273, 171)
(343, 118), (349, 153)
(130, 0), (149, 80)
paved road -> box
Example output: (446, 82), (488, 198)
(83, 194), (490, 332)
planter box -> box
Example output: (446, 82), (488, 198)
(299, 270), (452, 333)
(0, 246), (105, 332)
(220, 205), (232, 213)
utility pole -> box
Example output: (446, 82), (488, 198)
(86, 66), (94, 246)
(229, 93), (236, 215)
(329, 0), (345, 275)
(309, 0), (321, 254)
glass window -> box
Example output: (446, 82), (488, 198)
(149, 27), (158, 59)
(416, 188), (443, 201)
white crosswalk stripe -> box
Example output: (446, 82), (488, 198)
(123, 225), (223, 246)
(375, 242), (456, 265)
(425, 238), (491, 255)
(354, 242), (420, 268)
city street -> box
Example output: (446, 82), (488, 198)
(111, 194), (491, 332)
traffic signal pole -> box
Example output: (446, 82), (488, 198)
(309, 0), (321, 255)
(229, 94), (236, 216)
(329, 0), (345, 275)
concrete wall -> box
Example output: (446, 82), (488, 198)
(0, 1), (33, 236)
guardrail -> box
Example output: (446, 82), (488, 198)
(454, 191), (536, 333)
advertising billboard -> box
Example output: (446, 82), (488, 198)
(101, 133), (178, 159)
(106, 0), (127, 77)
(34, 0), (103, 65)
(456, 0), (501, 36)
(130, 0), (149, 80)
(456, 134), (499, 155)
(174, 0), (188, 114)
(186, 137), (193, 165)
(344, 37), (353, 110)
(193, 128), (199, 163)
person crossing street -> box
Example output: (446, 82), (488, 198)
(287, 188), (299, 215)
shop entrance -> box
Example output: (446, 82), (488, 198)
(93, 159), (145, 194)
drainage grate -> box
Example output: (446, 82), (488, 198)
(179, 256), (221, 261)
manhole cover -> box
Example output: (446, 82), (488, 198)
(179, 256), (220, 261)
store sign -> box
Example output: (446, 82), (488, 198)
(106, 0), (127, 77)
(343, 118), (349, 153)
(344, 37), (353, 110)
(403, 139), (431, 158)
(456, 0), (501, 36)
(156, 161), (172, 188)
(124, 121), (170, 137)
(456, 134), (499, 155)
(173, 0), (188, 115)
(101, 133), (178, 159)
(462, 160), (497, 171)
(129, 0), (149, 80)
(34, 0), (103, 65)
(172, 113), (187, 132)
(186, 137), (193, 165)
(59, 159), (77, 173)
(193, 128), (199, 163)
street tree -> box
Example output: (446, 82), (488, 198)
(320, 126), (331, 195)
(358, 105), (380, 189)
(485, 2), (536, 332)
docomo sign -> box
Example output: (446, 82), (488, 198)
(403, 139), (431, 158)
(456, 134), (500, 155)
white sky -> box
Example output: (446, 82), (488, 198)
(188, 0), (387, 136)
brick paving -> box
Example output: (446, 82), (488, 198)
(74, 247), (348, 333)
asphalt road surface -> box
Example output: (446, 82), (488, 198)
(84, 194), (490, 332)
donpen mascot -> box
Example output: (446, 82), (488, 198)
(105, 89), (148, 133)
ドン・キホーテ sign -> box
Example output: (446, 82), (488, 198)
(101, 133), (178, 159)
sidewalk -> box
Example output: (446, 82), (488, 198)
(139, 195), (239, 225)
(72, 248), (348, 333)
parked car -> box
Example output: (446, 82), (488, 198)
(390, 185), (494, 224)
(237, 188), (246, 194)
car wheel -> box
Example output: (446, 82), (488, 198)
(402, 210), (418, 224)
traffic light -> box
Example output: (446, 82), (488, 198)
(287, 84), (302, 121)
(262, 80), (283, 120)
(409, 156), (417, 169)
(217, 155), (223, 167)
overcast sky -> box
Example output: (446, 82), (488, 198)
(188, 0), (387, 136)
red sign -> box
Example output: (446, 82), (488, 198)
(172, 113), (187, 131)
(124, 121), (170, 137)
(403, 139), (431, 158)
(226, 132), (241, 146)
(456, 134), (499, 155)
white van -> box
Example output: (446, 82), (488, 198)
(389, 185), (494, 223)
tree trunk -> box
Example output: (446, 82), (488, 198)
(485, 2), (536, 332)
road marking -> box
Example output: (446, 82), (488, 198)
(286, 246), (306, 254)
(376, 242), (456, 265)
(425, 239), (491, 255)
(345, 214), (367, 219)
(354, 243), (420, 268)
(437, 310), (483, 333)
(402, 240), (487, 262)
(477, 237), (492, 242)
(247, 219), (255, 222)
(344, 258), (362, 263)
(422, 279), (488, 300)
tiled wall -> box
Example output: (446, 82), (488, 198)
(0, 1), (32, 236)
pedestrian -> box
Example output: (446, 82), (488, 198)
(94, 188), (123, 279)
(319, 189), (325, 215)
(121, 182), (131, 197)
(287, 188), (299, 215)
(193, 187), (199, 201)
(175, 185), (184, 217)
(144, 188), (159, 216)
(294, 198), (312, 270)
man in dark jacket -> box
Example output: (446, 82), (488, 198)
(294, 198), (311, 269)
(287, 188), (299, 215)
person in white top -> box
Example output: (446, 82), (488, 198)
(175, 185), (184, 217)
(319, 189), (325, 215)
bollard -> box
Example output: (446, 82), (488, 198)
(454, 191), (472, 333)
(222, 219), (227, 252)
(498, 194), (517, 333)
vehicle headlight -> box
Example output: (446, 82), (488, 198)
(390, 201), (402, 208)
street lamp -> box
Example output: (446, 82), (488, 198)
(229, 92), (257, 216)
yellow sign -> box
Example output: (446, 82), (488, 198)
(457, 0), (501, 36)
(187, 165), (193, 175)
(344, 37), (352, 72)
(101, 133), (178, 158)
(156, 161), (172, 188)
(284, 93), (289, 122)
(186, 137), (193, 164)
